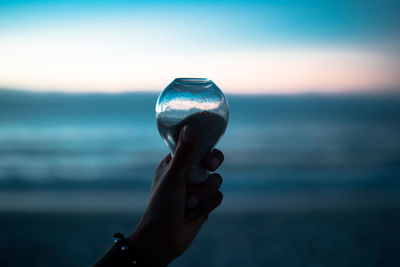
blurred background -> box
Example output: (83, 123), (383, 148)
(1, 1), (400, 266)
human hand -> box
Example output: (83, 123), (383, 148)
(127, 125), (224, 266)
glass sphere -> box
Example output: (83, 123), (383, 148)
(156, 78), (229, 183)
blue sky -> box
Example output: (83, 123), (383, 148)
(0, 0), (399, 93)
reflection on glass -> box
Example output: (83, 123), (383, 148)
(156, 78), (229, 183)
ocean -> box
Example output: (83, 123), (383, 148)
(0, 89), (400, 266)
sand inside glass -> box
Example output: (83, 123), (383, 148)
(157, 111), (227, 183)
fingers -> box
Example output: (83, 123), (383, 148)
(187, 191), (223, 219)
(186, 174), (222, 209)
(164, 154), (172, 165)
(152, 154), (172, 191)
(166, 125), (196, 184)
(160, 154), (172, 168)
(204, 149), (224, 171)
(186, 173), (223, 219)
(154, 154), (172, 177)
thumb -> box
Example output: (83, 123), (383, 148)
(167, 125), (196, 184)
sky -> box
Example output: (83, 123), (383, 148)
(0, 0), (399, 94)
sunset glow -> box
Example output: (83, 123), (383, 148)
(0, 0), (399, 94)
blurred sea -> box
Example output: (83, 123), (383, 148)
(1, 89), (400, 194)
(0, 89), (400, 266)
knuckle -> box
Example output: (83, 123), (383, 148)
(211, 173), (223, 188)
(217, 191), (223, 204)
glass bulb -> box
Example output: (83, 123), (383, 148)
(156, 78), (229, 183)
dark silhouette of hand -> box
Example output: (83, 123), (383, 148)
(127, 125), (224, 266)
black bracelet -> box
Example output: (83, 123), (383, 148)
(113, 232), (141, 266)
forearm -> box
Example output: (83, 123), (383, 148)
(93, 130), (224, 267)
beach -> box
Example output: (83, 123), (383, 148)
(1, 207), (400, 267)
(1, 90), (400, 266)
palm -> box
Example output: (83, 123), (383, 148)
(131, 126), (223, 266)
(149, 157), (206, 254)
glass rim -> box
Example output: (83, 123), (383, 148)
(173, 78), (211, 84)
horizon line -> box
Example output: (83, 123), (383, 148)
(1, 87), (400, 97)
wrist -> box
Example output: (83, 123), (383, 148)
(128, 224), (177, 267)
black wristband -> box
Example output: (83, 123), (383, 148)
(112, 232), (141, 266)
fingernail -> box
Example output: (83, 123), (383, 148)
(182, 125), (194, 143)
(186, 196), (199, 209)
(210, 156), (220, 170)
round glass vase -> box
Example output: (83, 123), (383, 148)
(156, 78), (229, 183)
